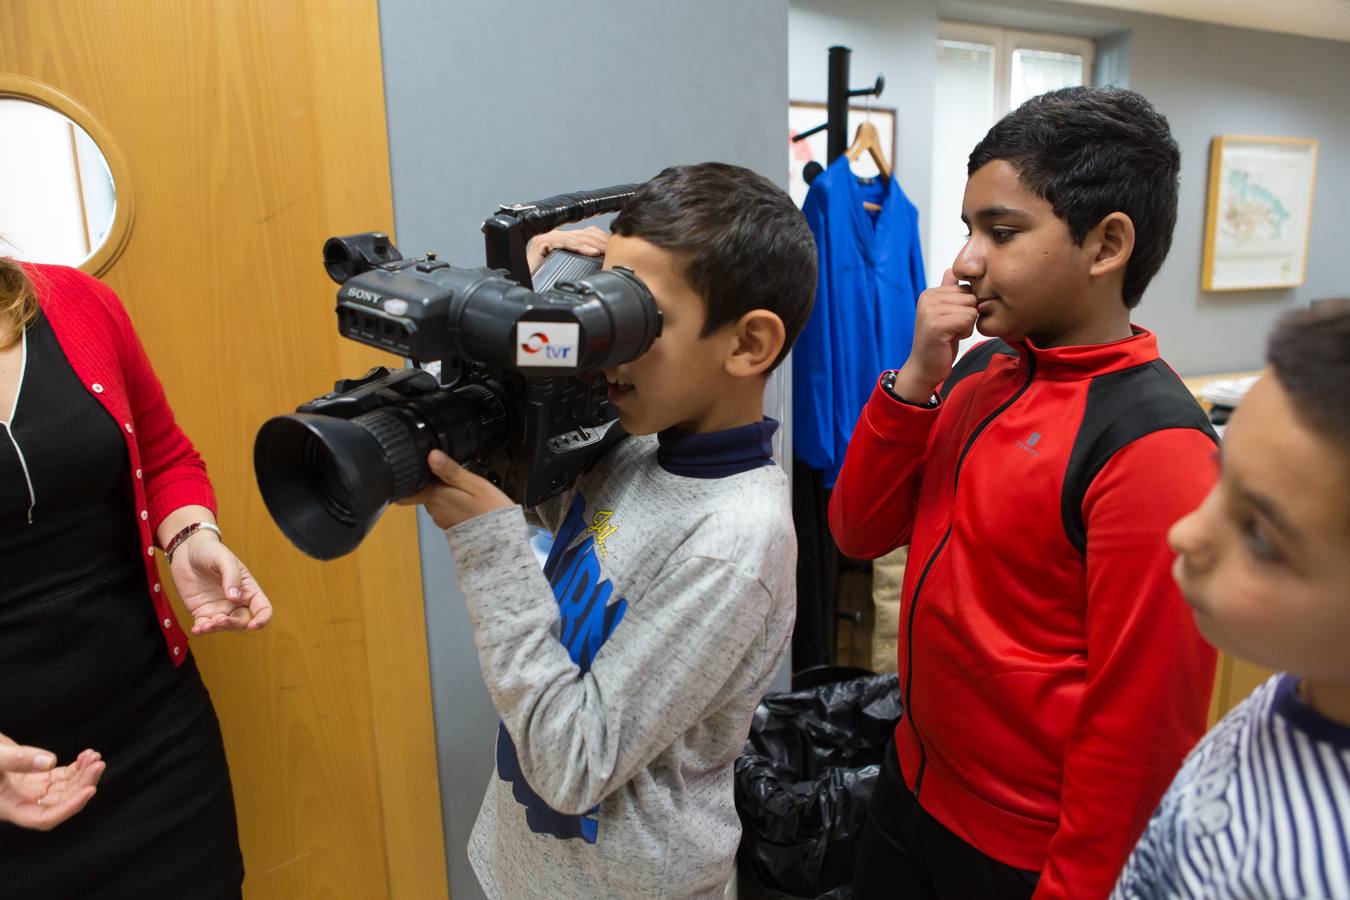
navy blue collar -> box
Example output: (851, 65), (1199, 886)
(1274, 675), (1350, 750)
(656, 418), (779, 479)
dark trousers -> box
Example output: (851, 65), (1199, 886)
(853, 739), (1040, 900)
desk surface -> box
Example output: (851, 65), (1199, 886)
(1179, 370), (1263, 405)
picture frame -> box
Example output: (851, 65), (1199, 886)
(1201, 135), (1318, 292)
(788, 100), (897, 208)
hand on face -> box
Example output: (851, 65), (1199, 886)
(399, 450), (514, 530)
(949, 160), (1134, 349)
(893, 268), (978, 402)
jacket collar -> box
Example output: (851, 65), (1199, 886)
(1012, 326), (1160, 381)
(656, 418), (778, 479)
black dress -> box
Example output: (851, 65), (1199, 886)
(0, 313), (244, 898)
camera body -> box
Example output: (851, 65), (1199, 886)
(254, 185), (660, 560)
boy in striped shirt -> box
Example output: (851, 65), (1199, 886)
(1114, 300), (1350, 898)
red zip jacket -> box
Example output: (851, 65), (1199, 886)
(829, 330), (1218, 899)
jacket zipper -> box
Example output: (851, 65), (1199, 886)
(904, 352), (1037, 795)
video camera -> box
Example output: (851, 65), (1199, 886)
(253, 185), (661, 560)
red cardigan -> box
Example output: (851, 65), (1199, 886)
(830, 331), (1218, 899)
(25, 263), (216, 666)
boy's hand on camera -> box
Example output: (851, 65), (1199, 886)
(893, 268), (979, 403)
(400, 450), (514, 529)
(526, 226), (609, 274)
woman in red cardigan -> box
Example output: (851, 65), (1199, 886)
(0, 258), (271, 896)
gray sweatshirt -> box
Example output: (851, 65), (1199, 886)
(444, 424), (795, 899)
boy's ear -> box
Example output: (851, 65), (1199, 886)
(1088, 212), (1135, 279)
(724, 309), (787, 378)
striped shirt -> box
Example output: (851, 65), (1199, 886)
(1114, 674), (1350, 899)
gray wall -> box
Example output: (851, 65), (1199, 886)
(791, 0), (1350, 374)
(377, 2), (789, 897)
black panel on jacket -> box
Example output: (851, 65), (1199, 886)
(1061, 360), (1219, 555)
(939, 339), (1018, 401)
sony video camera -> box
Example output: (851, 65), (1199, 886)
(253, 184), (660, 560)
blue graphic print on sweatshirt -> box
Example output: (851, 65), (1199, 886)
(495, 492), (628, 843)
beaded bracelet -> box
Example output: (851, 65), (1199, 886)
(164, 521), (222, 565)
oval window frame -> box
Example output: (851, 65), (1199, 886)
(0, 74), (135, 277)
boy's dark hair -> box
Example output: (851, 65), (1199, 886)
(968, 86), (1180, 309)
(1268, 299), (1350, 451)
(611, 162), (816, 370)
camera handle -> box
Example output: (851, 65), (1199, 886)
(482, 183), (639, 289)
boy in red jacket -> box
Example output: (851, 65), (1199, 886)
(831, 86), (1218, 899)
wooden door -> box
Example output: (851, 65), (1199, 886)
(0, 3), (448, 897)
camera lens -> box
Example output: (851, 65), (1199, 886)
(305, 436), (356, 526)
(357, 406), (437, 502)
(255, 380), (511, 560)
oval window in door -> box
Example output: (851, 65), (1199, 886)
(0, 76), (134, 276)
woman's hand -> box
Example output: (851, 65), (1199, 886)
(0, 733), (105, 830)
(169, 535), (274, 634)
(525, 226), (609, 274)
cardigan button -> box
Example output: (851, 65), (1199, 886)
(125, 423), (134, 434)
(91, 383), (104, 393)
(147, 546), (155, 557)
(153, 583), (161, 593)
(163, 618), (172, 629)
(140, 510), (148, 520)
(135, 469), (142, 479)
(172, 646), (181, 657)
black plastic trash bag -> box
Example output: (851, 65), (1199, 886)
(735, 672), (903, 900)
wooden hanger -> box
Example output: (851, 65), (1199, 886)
(845, 121), (890, 212)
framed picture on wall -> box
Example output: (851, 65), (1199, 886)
(1201, 135), (1318, 292)
(788, 100), (897, 208)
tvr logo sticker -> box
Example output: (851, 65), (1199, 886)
(516, 322), (580, 367)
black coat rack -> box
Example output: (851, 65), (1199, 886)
(789, 46), (887, 686)
(792, 46), (885, 185)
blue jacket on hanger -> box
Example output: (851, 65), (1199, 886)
(793, 154), (925, 487)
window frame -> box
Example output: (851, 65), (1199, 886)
(937, 20), (1096, 118)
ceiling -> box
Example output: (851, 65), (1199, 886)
(1066, 0), (1350, 43)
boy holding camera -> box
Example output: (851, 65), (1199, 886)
(1114, 301), (1350, 898)
(831, 87), (1219, 898)
(410, 162), (815, 899)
